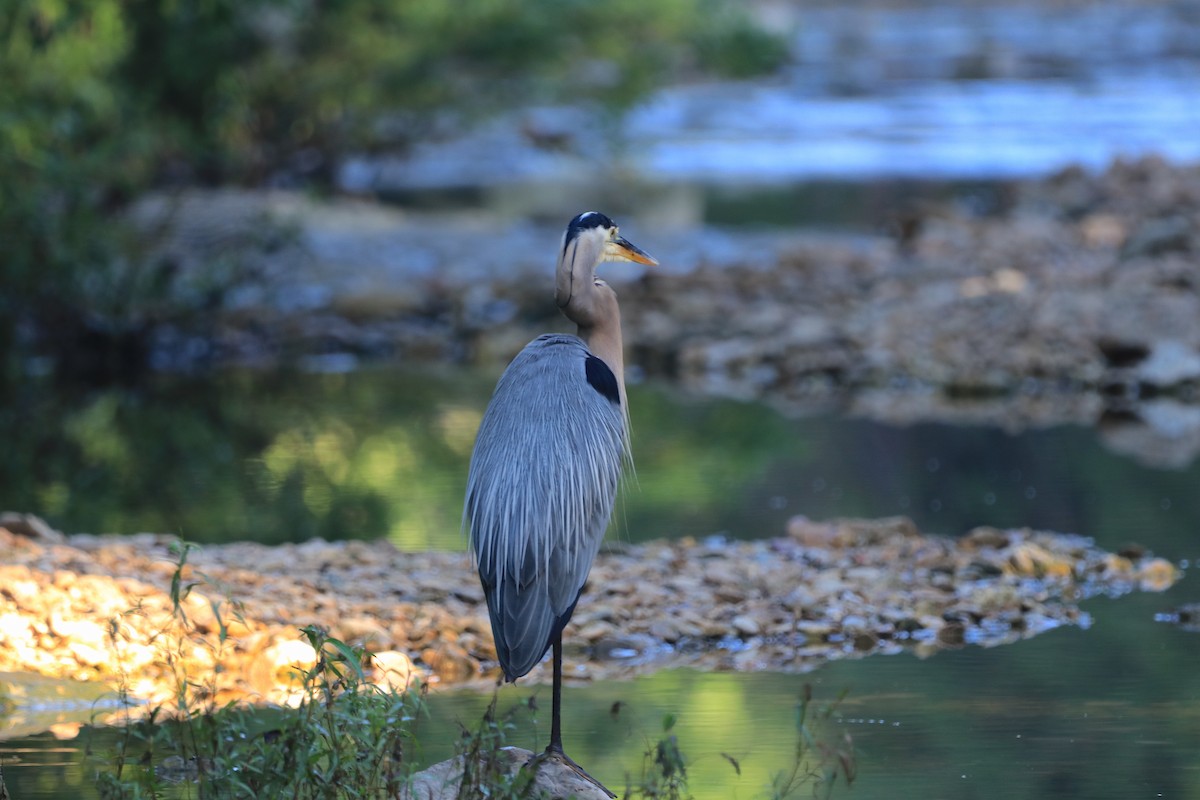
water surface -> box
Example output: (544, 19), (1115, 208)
(3, 368), (1198, 556)
(4, 584), (1198, 799)
(1, 368), (1196, 798)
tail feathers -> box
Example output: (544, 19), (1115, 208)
(488, 584), (583, 681)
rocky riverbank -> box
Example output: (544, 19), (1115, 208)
(132, 159), (1200, 457)
(0, 512), (1182, 715)
(642, 158), (1200, 407)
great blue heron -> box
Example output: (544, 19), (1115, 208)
(465, 211), (656, 794)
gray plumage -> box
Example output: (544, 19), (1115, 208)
(466, 333), (626, 679)
(462, 213), (654, 793)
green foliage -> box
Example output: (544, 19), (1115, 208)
(0, 1), (258, 379)
(0, 2), (142, 306)
(0, 0), (787, 374)
(450, 695), (543, 799)
(214, 0), (787, 169)
(767, 685), (855, 800)
(119, 0), (264, 142)
(692, 11), (792, 79)
(627, 714), (692, 799)
(96, 542), (427, 799)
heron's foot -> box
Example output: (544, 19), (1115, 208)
(526, 745), (617, 799)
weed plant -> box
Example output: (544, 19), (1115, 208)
(766, 685), (856, 800)
(624, 714), (689, 800)
(94, 543), (426, 799)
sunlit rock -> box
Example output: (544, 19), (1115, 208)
(370, 650), (418, 691)
(420, 641), (475, 684)
(1137, 558), (1182, 593)
(0, 511), (1186, 717)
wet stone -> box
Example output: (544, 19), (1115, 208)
(0, 514), (1185, 710)
(731, 615), (761, 637)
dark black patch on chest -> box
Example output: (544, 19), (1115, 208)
(584, 354), (621, 405)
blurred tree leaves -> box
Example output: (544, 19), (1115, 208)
(215, 0), (787, 173)
(113, 0), (790, 179)
(1, 2), (144, 332)
(0, 0), (787, 376)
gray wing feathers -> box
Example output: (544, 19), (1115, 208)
(466, 334), (626, 679)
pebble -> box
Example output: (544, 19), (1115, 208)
(116, 160), (1200, 477)
(0, 512), (1184, 714)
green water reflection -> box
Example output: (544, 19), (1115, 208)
(2, 368), (1199, 560)
(401, 574), (1200, 799)
(2, 367), (1198, 798)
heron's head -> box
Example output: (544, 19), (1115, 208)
(556, 212), (657, 311)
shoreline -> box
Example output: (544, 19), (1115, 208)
(102, 159), (1200, 432)
(0, 513), (1182, 722)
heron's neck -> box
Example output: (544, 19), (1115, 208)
(556, 239), (628, 409)
(577, 310), (626, 408)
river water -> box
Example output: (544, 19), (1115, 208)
(5, 0), (1200, 792)
(1, 369), (1198, 798)
(352, 0), (1200, 200)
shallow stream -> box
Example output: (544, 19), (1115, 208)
(1, 368), (1197, 798)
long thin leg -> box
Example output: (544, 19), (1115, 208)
(529, 632), (615, 798)
(549, 633), (564, 754)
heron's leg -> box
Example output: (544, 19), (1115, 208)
(532, 633), (615, 798)
(549, 633), (564, 753)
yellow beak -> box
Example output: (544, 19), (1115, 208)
(604, 236), (658, 266)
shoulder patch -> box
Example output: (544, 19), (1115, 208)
(584, 354), (621, 405)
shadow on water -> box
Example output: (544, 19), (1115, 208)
(2, 367), (1198, 558)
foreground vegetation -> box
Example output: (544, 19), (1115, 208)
(90, 543), (854, 799)
(0, 0), (786, 380)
